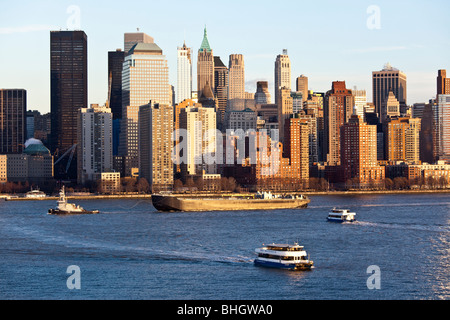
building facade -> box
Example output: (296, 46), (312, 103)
(138, 103), (174, 193)
(0, 89), (27, 154)
(274, 50), (291, 106)
(437, 69), (450, 96)
(254, 81), (271, 105)
(124, 32), (154, 54)
(120, 41), (169, 176)
(77, 105), (113, 185)
(435, 94), (450, 161)
(385, 116), (421, 164)
(228, 54), (245, 111)
(214, 56), (228, 131)
(197, 27), (214, 99)
(50, 31), (87, 179)
(324, 81), (354, 166)
(296, 75), (308, 102)
(372, 63), (407, 118)
(179, 106), (217, 178)
(177, 42), (192, 104)
(340, 115), (385, 187)
(108, 49), (126, 120)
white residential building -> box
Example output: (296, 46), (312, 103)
(77, 104), (113, 185)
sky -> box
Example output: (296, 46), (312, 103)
(0, 0), (449, 114)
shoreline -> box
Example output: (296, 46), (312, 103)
(2, 189), (450, 201)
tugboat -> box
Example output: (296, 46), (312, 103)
(327, 208), (356, 223)
(254, 243), (314, 271)
(48, 186), (99, 215)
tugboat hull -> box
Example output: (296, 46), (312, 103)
(48, 209), (99, 215)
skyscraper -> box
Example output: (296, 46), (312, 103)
(120, 40), (169, 176)
(139, 103), (174, 192)
(77, 105), (113, 185)
(177, 42), (192, 104)
(179, 106), (217, 178)
(278, 87), (293, 144)
(108, 49), (125, 120)
(197, 27), (214, 99)
(340, 115), (385, 187)
(228, 54), (245, 110)
(214, 56), (228, 130)
(324, 81), (354, 166)
(372, 63), (407, 119)
(274, 50), (291, 105)
(124, 32), (154, 54)
(254, 81), (271, 105)
(381, 91), (400, 122)
(437, 69), (450, 96)
(435, 94), (450, 160)
(50, 30), (87, 179)
(283, 114), (310, 185)
(0, 89), (27, 154)
(385, 116), (421, 164)
(296, 75), (308, 101)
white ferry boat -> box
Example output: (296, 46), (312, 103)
(48, 186), (99, 215)
(25, 188), (47, 199)
(254, 243), (314, 271)
(327, 208), (356, 223)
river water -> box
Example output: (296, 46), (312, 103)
(0, 193), (449, 300)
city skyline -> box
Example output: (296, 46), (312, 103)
(1, 0), (449, 114)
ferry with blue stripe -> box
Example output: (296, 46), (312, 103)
(254, 243), (314, 271)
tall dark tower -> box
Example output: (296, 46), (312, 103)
(108, 49), (125, 120)
(0, 89), (27, 154)
(50, 30), (87, 179)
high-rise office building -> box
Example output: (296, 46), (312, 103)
(437, 69), (450, 96)
(214, 56), (228, 131)
(124, 32), (154, 54)
(108, 49), (126, 120)
(254, 81), (271, 105)
(275, 50), (291, 105)
(50, 30), (87, 179)
(0, 89), (27, 154)
(139, 103), (174, 192)
(340, 115), (385, 187)
(296, 75), (308, 102)
(179, 106), (217, 178)
(177, 42), (192, 104)
(120, 41), (169, 176)
(435, 94), (450, 161)
(324, 81), (354, 166)
(385, 116), (421, 164)
(278, 87), (293, 144)
(77, 105), (113, 185)
(372, 63), (407, 119)
(197, 27), (214, 99)
(228, 54), (245, 111)
(381, 91), (401, 122)
(352, 89), (367, 118)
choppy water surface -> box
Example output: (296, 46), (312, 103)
(0, 193), (449, 300)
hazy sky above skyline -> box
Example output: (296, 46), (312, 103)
(1, 0), (449, 114)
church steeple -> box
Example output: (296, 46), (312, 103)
(199, 26), (212, 53)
